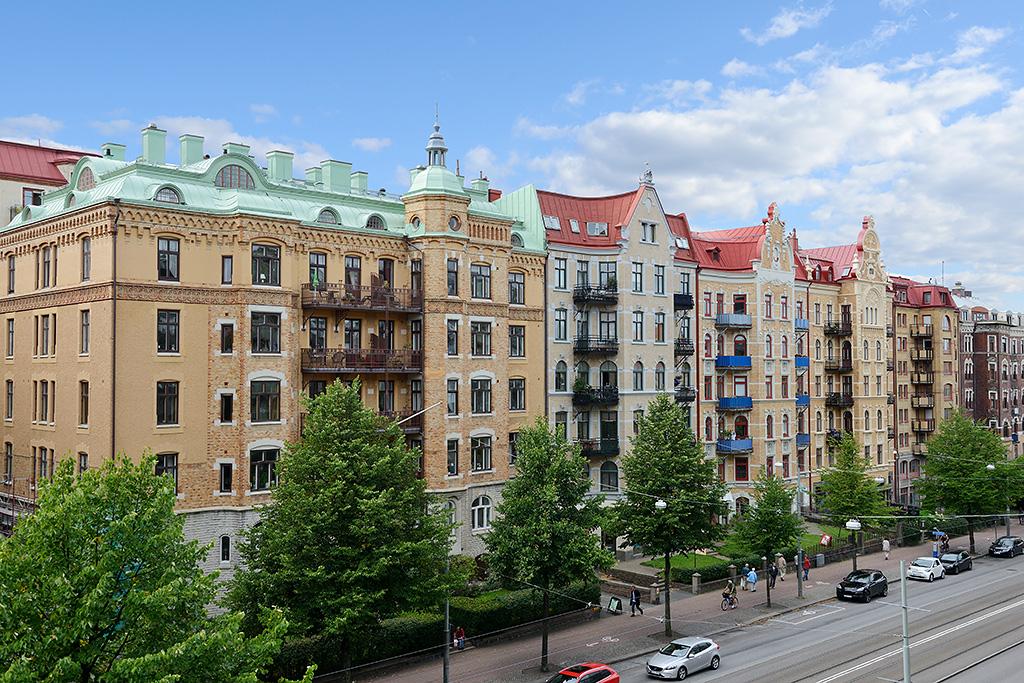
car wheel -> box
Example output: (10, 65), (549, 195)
(928, 573), (934, 582)
(677, 667), (688, 680)
(710, 655), (720, 671)
(864, 591), (871, 603)
(882, 584), (888, 597)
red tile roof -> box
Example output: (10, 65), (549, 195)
(0, 140), (94, 185)
(537, 188), (642, 247)
(667, 213), (696, 262)
(689, 225), (766, 271)
(890, 275), (956, 308)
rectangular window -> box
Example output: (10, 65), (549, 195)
(219, 393), (234, 423)
(543, 214), (561, 230)
(79, 380), (89, 426)
(679, 271), (691, 294)
(221, 324), (234, 354)
(654, 313), (666, 343)
(156, 310), (179, 353)
(781, 376), (789, 399)
(5, 319), (13, 358)
(251, 244), (281, 286)
(654, 265), (665, 294)
(509, 325), (525, 358)
(156, 381), (179, 426)
(446, 319), (458, 355)
(79, 310), (90, 354)
(410, 379), (423, 412)
(641, 221), (657, 243)
(6, 256), (13, 294)
(446, 258), (459, 296)
(155, 453), (179, 493)
(471, 436), (492, 471)
(599, 311), (617, 339)
(410, 319), (422, 351)
(763, 293), (772, 318)
(471, 321), (492, 357)
(471, 378), (492, 414)
(81, 237), (91, 281)
(221, 255), (233, 284)
(554, 309), (567, 340)
(377, 380), (394, 413)
(307, 380), (327, 399)
(447, 379), (459, 415)
(4, 380), (11, 420)
(554, 258), (567, 289)
(219, 463), (233, 492)
(39, 315), (50, 356)
(343, 319), (361, 350)
(308, 316), (327, 350)
(470, 263), (491, 299)
(157, 237), (180, 282)
(250, 380), (280, 423)
(598, 262), (616, 287)
(447, 439), (459, 475)
(586, 221), (608, 236)
(410, 259), (422, 293)
(780, 296), (788, 319)
(78, 451), (88, 473)
(251, 312), (281, 353)
(735, 457), (749, 482)
(632, 311), (644, 342)
(344, 256), (362, 289)
(250, 449), (279, 491)
(576, 260), (589, 287)
(509, 378), (526, 411)
(508, 271), (525, 305)
(631, 262), (643, 293)
(309, 252), (327, 288)
(509, 432), (519, 465)
(40, 246), (52, 288)
(554, 411), (568, 438)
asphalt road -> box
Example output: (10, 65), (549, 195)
(608, 553), (1024, 683)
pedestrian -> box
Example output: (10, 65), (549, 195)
(740, 563), (750, 591)
(882, 538), (891, 561)
(628, 585), (644, 617)
(768, 562), (778, 589)
(453, 625), (466, 651)
(776, 553), (787, 581)
(802, 554), (811, 581)
(747, 567), (758, 592)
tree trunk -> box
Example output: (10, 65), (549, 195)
(540, 578), (550, 672)
(663, 552), (672, 637)
(968, 519), (976, 554)
(765, 554), (772, 608)
(343, 639), (352, 683)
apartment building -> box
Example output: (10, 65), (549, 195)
(0, 122), (546, 562)
(0, 140), (94, 225)
(890, 276), (959, 506)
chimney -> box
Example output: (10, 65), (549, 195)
(350, 171), (368, 193)
(100, 143), (126, 161)
(321, 160), (352, 193)
(305, 167), (322, 186)
(141, 124), (166, 164)
(222, 142), (250, 157)
(470, 176), (490, 194)
(266, 150), (294, 182)
(180, 135), (204, 166)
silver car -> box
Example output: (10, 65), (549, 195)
(646, 637), (721, 680)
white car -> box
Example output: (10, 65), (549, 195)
(907, 557), (945, 582)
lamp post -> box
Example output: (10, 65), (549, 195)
(846, 519), (862, 571)
(986, 463), (1012, 538)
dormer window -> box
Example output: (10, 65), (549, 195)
(447, 216), (460, 231)
(214, 164), (255, 190)
(542, 215), (560, 231)
(569, 219), (580, 233)
(155, 187), (182, 204)
(366, 215), (385, 230)
(922, 291), (932, 305)
(76, 168), (96, 191)
(317, 208), (338, 224)
(709, 248), (721, 263)
(586, 221), (608, 236)
(511, 233), (524, 248)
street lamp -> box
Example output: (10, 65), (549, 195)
(846, 519), (863, 571)
(655, 499), (667, 511)
(986, 463), (1012, 537)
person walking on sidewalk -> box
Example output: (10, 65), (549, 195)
(740, 563), (750, 591)
(882, 538), (891, 561)
(776, 553), (787, 581)
(747, 567), (758, 592)
(768, 562), (779, 589)
(802, 554), (811, 581)
(453, 626), (466, 651)
(629, 586), (644, 617)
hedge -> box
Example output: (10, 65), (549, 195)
(271, 582), (601, 679)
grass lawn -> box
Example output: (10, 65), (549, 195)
(641, 552), (728, 571)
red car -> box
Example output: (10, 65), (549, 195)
(544, 662), (619, 683)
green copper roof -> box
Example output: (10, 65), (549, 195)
(404, 165), (468, 199)
(492, 184), (548, 253)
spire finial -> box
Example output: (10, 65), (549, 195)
(641, 162), (654, 185)
(434, 103), (440, 128)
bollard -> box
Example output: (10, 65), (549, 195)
(692, 572), (701, 595)
(728, 564), (737, 581)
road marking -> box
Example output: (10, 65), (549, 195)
(585, 635), (620, 647)
(813, 596), (1024, 683)
(874, 600), (931, 612)
(772, 603), (845, 625)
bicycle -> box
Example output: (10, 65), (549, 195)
(721, 593), (738, 611)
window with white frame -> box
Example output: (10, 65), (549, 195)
(471, 436), (492, 471)
(471, 495), (492, 529)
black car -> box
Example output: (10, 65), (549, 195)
(988, 536), (1024, 557)
(939, 551), (973, 574)
(836, 569), (888, 602)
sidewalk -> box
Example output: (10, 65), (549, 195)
(358, 535), (968, 683)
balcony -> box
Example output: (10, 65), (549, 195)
(301, 283), (422, 312)
(795, 355), (810, 369)
(715, 313), (752, 329)
(795, 393), (810, 408)
(796, 433), (811, 448)
(572, 385), (620, 407)
(886, 324), (894, 338)
(887, 393), (896, 405)
(301, 348), (423, 373)
(794, 318), (810, 332)
(886, 359), (894, 372)
(674, 338), (696, 358)
(887, 427), (896, 439)
(573, 284), (618, 305)
(674, 293), (695, 311)
(911, 443), (927, 456)
(573, 336), (619, 355)
(825, 392), (854, 407)
(912, 419), (936, 433)
(824, 358), (853, 373)
(379, 409), (424, 433)
(911, 394), (934, 408)
(911, 372), (935, 385)
(824, 319), (853, 336)
(674, 386), (698, 403)
(718, 396), (753, 411)
(715, 355), (752, 371)
(578, 438), (620, 459)
(909, 324), (933, 338)
(717, 438), (754, 454)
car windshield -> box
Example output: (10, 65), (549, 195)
(845, 572), (871, 583)
(994, 539), (1012, 547)
(912, 559), (933, 567)
(940, 554), (960, 562)
(545, 674), (579, 683)
(659, 643), (691, 657)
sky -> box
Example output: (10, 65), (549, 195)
(3, 1), (1022, 307)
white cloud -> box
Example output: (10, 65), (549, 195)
(514, 117), (575, 140)
(945, 26), (1010, 64)
(464, 145), (520, 185)
(879, 0), (919, 13)
(0, 114), (81, 150)
(562, 79), (625, 106)
(721, 59), (764, 78)
(249, 103), (278, 123)
(645, 79), (713, 107)
(352, 137), (392, 152)
(740, 2), (833, 46)
(90, 119), (136, 137)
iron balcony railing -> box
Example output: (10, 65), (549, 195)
(573, 336), (619, 355)
(674, 338), (696, 357)
(577, 438), (620, 458)
(911, 395), (934, 408)
(824, 358), (854, 373)
(572, 284), (618, 305)
(910, 349), (934, 362)
(911, 372), (935, 385)
(909, 324), (933, 338)
(887, 427), (896, 439)
(887, 393), (896, 405)
(911, 443), (927, 455)
(572, 385), (620, 407)
(301, 348), (423, 373)
(824, 319), (853, 336)
(886, 324), (894, 338)
(301, 283), (423, 311)
(674, 386), (697, 403)
(912, 419), (936, 433)
(825, 392), (854, 407)
(794, 318), (810, 332)
(715, 313), (752, 329)
(674, 293), (695, 311)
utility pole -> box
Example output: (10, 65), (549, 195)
(796, 547), (804, 599)
(900, 559), (911, 683)
(442, 554), (450, 683)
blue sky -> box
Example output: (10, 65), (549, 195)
(3, 1), (1022, 306)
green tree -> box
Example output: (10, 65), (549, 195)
(0, 455), (308, 682)
(916, 411), (1022, 552)
(735, 470), (805, 607)
(227, 380), (461, 681)
(486, 419), (612, 672)
(818, 432), (892, 538)
(616, 394), (729, 636)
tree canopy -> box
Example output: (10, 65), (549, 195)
(0, 454), (307, 682)
(817, 432), (893, 531)
(734, 470), (804, 606)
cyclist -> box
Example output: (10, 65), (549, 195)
(722, 579), (738, 610)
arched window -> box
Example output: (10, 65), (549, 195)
(77, 167), (96, 191)
(633, 362), (644, 391)
(575, 361), (590, 386)
(705, 416), (713, 441)
(600, 361), (617, 388)
(214, 164), (255, 189)
(828, 412), (835, 430)
(826, 339), (834, 360)
(876, 341), (882, 360)
(735, 415), (749, 439)
(155, 186), (182, 204)
(781, 336), (789, 358)
(554, 361), (567, 392)
(942, 315), (951, 331)
(600, 461), (619, 492)
(471, 496), (492, 530)
(815, 339), (821, 360)
(717, 334), (725, 356)
(220, 535), (230, 563)
(365, 214), (386, 230)
(877, 410), (883, 429)
(511, 233), (524, 248)
(798, 412), (805, 433)
(864, 410), (870, 430)
(943, 383), (953, 400)
(317, 208), (338, 224)
(797, 336), (804, 356)
(816, 411), (823, 432)
(766, 415), (774, 439)
(734, 335), (747, 356)
(704, 333), (713, 357)
(655, 362), (666, 391)
(765, 334), (773, 358)
(446, 499), (457, 528)
(736, 496), (750, 517)
(782, 414), (790, 437)
(842, 341), (852, 361)
(680, 362), (692, 386)
(863, 340), (869, 361)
